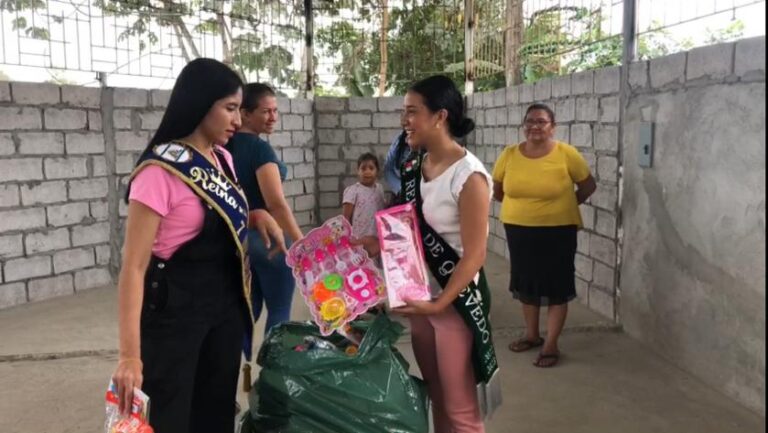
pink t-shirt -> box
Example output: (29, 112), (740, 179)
(343, 182), (387, 238)
(128, 145), (237, 260)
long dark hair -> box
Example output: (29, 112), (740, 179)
(408, 75), (475, 139)
(242, 82), (276, 112)
(143, 58), (243, 153)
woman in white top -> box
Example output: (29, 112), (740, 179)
(395, 75), (494, 433)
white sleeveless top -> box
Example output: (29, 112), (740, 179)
(420, 150), (492, 294)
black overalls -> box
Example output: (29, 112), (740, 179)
(139, 156), (250, 433)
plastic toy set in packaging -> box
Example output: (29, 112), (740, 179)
(104, 379), (153, 433)
(286, 215), (386, 336)
(375, 204), (432, 308)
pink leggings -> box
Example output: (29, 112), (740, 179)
(410, 307), (485, 433)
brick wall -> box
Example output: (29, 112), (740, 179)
(0, 84), (316, 309)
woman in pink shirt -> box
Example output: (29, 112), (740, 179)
(111, 58), (284, 433)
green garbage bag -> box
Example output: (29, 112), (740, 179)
(241, 314), (428, 433)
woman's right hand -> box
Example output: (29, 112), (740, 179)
(113, 358), (143, 415)
(249, 209), (287, 257)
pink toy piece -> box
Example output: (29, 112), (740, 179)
(375, 204), (432, 309)
(345, 267), (378, 303)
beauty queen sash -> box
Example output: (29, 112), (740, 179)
(401, 151), (502, 418)
(129, 142), (255, 360)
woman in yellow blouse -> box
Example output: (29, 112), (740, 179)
(492, 103), (596, 368)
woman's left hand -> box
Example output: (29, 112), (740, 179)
(249, 209), (287, 258)
(392, 299), (447, 316)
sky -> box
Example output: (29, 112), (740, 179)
(0, 0), (764, 93)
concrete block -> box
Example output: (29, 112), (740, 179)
(318, 145), (340, 160)
(597, 155), (618, 182)
(480, 92), (494, 108)
(291, 99), (312, 114)
(0, 106), (42, 130)
(315, 97), (346, 112)
(319, 177), (339, 192)
(53, 247), (95, 273)
(0, 234), (23, 258)
(282, 148), (305, 164)
(45, 108), (87, 130)
(595, 125), (619, 153)
(318, 129), (346, 145)
(575, 253), (593, 281)
(150, 89), (171, 107)
(318, 161), (347, 176)
(90, 201), (108, 221)
(294, 194), (315, 212)
(519, 84), (534, 103)
(554, 125), (570, 143)
(534, 78), (552, 101)
(115, 131), (148, 152)
(349, 97), (378, 112)
(113, 109), (133, 130)
(62, 86), (100, 108)
(575, 277), (589, 300)
(589, 233), (616, 266)
(303, 178), (315, 194)
(116, 153), (137, 174)
(650, 52), (686, 88)
(0, 282), (27, 308)
(65, 132), (105, 154)
(303, 115), (314, 131)
(277, 97), (291, 114)
(139, 111), (164, 130)
(0, 82), (10, 102)
(25, 228), (70, 254)
(74, 267), (112, 291)
(572, 71), (594, 94)
(570, 124), (593, 148)
(576, 97), (599, 121)
(494, 128), (506, 146)
(317, 114), (339, 128)
(588, 286), (615, 320)
(44, 157), (87, 179)
(590, 183), (617, 211)
(508, 105), (523, 126)
(577, 230), (590, 255)
(0, 184), (19, 208)
(12, 82), (60, 104)
(71, 222), (110, 246)
(292, 163), (315, 179)
(378, 96), (402, 112)
(341, 113), (370, 129)
(687, 42), (734, 82)
(0, 158), (43, 182)
(20, 181), (67, 205)
(95, 245), (111, 265)
(0, 133), (14, 155)
(292, 131), (314, 148)
(319, 192), (341, 208)
(343, 145), (375, 161)
(281, 114), (304, 131)
(0, 208), (46, 232)
(28, 274), (74, 301)
(18, 132), (64, 155)
(47, 202), (91, 227)
(4, 255), (52, 282)
(594, 66), (621, 94)
(373, 112), (401, 128)
(114, 88), (148, 107)
(281, 179), (304, 197)
(600, 96), (620, 123)
(349, 129), (379, 145)
(580, 204), (595, 230)
(267, 132), (291, 148)
(505, 127), (519, 145)
(294, 210), (313, 227)
(379, 129), (401, 145)
(555, 98), (575, 123)
(596, 209), (617, 238)
(629, 61), (649, 90)
(734, 36), (765, 81)
(552, 76), (572, 98)
(492, 88), (506, 107)
(485, 109), (497, 126)
(506, 86), (519, 105)
(583, 152), (596, 173)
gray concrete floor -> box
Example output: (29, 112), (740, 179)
(0, 253), (763, 433)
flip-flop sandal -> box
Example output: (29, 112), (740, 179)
(533, 352), (560, 368)
(508, 337), (545, 352)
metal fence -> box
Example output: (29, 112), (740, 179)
(0, 0), (764, 95)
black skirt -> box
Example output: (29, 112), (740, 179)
(504, 224), (578, 306)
